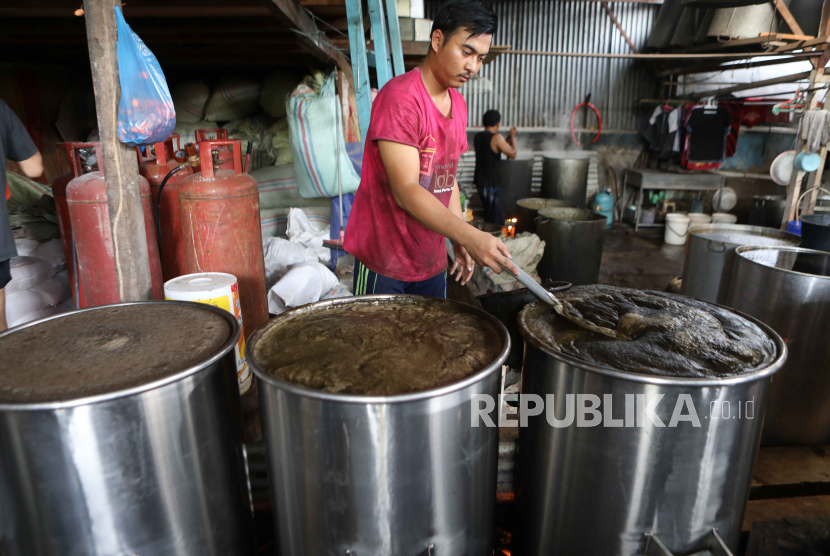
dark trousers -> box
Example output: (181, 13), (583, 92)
(353, 260), (447, 298)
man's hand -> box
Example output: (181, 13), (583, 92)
(461, 228), (518, 276)
(509, 126), (517, 139)
(451, 242), (475, 285)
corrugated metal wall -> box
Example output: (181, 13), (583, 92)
(426, 0), (659, 130)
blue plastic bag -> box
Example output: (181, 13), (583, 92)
(114, 7), (175, 146)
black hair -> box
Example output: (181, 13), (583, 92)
(482, 109), (501, 127)
(430, 0), (498, 43)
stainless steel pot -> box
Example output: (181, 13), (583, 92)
(680, 224), (799, 304)
(728, 246), (830, 445)
(249, 295), (510, 556)
(515, 198), (575, 234)
(0, 302), (254, 556)
(516, 294), (786, 556)
(541, 156), (589, 208)
(535, 207), (606, 285)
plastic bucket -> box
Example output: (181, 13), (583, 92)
(664, 213), (690, 245)
(164, 272), (251, 394)
(712, 212), (738, 224)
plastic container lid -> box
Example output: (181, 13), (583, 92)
(164, 272), (238, 300)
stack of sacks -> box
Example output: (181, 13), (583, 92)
(5, 238), (73, 328)
(171, 80), (210, 123)
(250, 164), (330, 239)
(204, 78), (261, 122)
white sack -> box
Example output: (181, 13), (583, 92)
(267, 262), (339, 314)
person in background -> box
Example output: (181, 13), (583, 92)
(344, 0), (517, 295)
(0, 98), (43, 331)
(474, 109), (516, 224)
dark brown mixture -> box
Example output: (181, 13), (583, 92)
(254, 299), (504, 395)
(0, 304), (232, 403)
(520, 285), (776, 378)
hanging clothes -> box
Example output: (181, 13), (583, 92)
(643, 105), (677, 160)
(680, 101), (738, 170)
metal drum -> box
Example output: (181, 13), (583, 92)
(499, 156), (535, 218)
(0, 302), (253, 556)
(536, 207), (606, 285)
(680, 224), (799, 304)
(748, 195), (787, 229)
(541, 156), (589, 208)
(516, 291), (787, 556)
(800, 214), (830, 252)
(728, 246), (830, 445)
(249, 296), (510, 556)
(515, 198), (575, 234)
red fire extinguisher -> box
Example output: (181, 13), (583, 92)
(66, 142), (164, 307)
(53, 142), (87, 308)
(136, 133), (193, 282)
(179, 140), (268, 338)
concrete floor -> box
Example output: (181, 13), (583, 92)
(598, 223), (685, 292)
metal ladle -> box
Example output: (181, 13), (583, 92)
(499, 263), (623, 339)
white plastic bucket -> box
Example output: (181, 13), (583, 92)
(687, 213), (712, 227)
(664, 213), (691, 245)
(164, 272), (252, 394)
(712, 212), (738, 224)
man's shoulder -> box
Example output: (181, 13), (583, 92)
(377, 70), (422, 101)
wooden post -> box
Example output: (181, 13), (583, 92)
(83, 0), (153, 301)
(346, 0), (373, 144)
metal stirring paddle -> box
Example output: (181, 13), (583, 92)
(499, 263), (623, 339)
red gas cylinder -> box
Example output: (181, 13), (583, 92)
(195, 129), (234, 170)
(179, 140), (268, 338)
(136, 134), (193, 281)
(53, 142), (87, 308)
(66, 143), (164, 307)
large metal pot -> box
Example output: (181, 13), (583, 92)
(748, 195), (787, 229)
(249, 295), (510, 556)
(541, 156), (589, 208)
(536, 207), (606, 285)
(0, 302), (253, 556)
(515, 293), (787, 556)
(477, 281), (571, 369)
(800, 214), (830, 252)
(515, 198), (575, 234)
(728, 246), (830, 445)
(499, 157), (535, 217)
(680, 224), (799, 304)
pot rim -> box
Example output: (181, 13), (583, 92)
(518, 289), (787, 387)
(248, 294), (511, 404)
(687, 223), (800, 245)
(801, 213), (830, 225)
(735, 245), (830, 282)
(0, 301), (241, 411)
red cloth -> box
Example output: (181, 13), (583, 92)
(344, 68), (469, 282)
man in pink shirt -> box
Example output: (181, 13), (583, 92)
(344, 0), (517, 297)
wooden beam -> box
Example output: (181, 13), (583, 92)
(771, 34), (830, 54)
(83, 0), (153, 302)
(260, 0), (353, 82)
(760, 32), (813, 40)
(681, 70), (812, 99)
(772, 0), (806, 36)
(685, 34), (787, 53)
(658, 52), (821, 77)
(600, 2), (638, 54)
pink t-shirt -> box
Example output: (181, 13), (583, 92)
(344, 68), (468, 282)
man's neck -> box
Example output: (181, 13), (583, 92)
(420, 56), (450, 100)
(484, 126), (499, 133)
